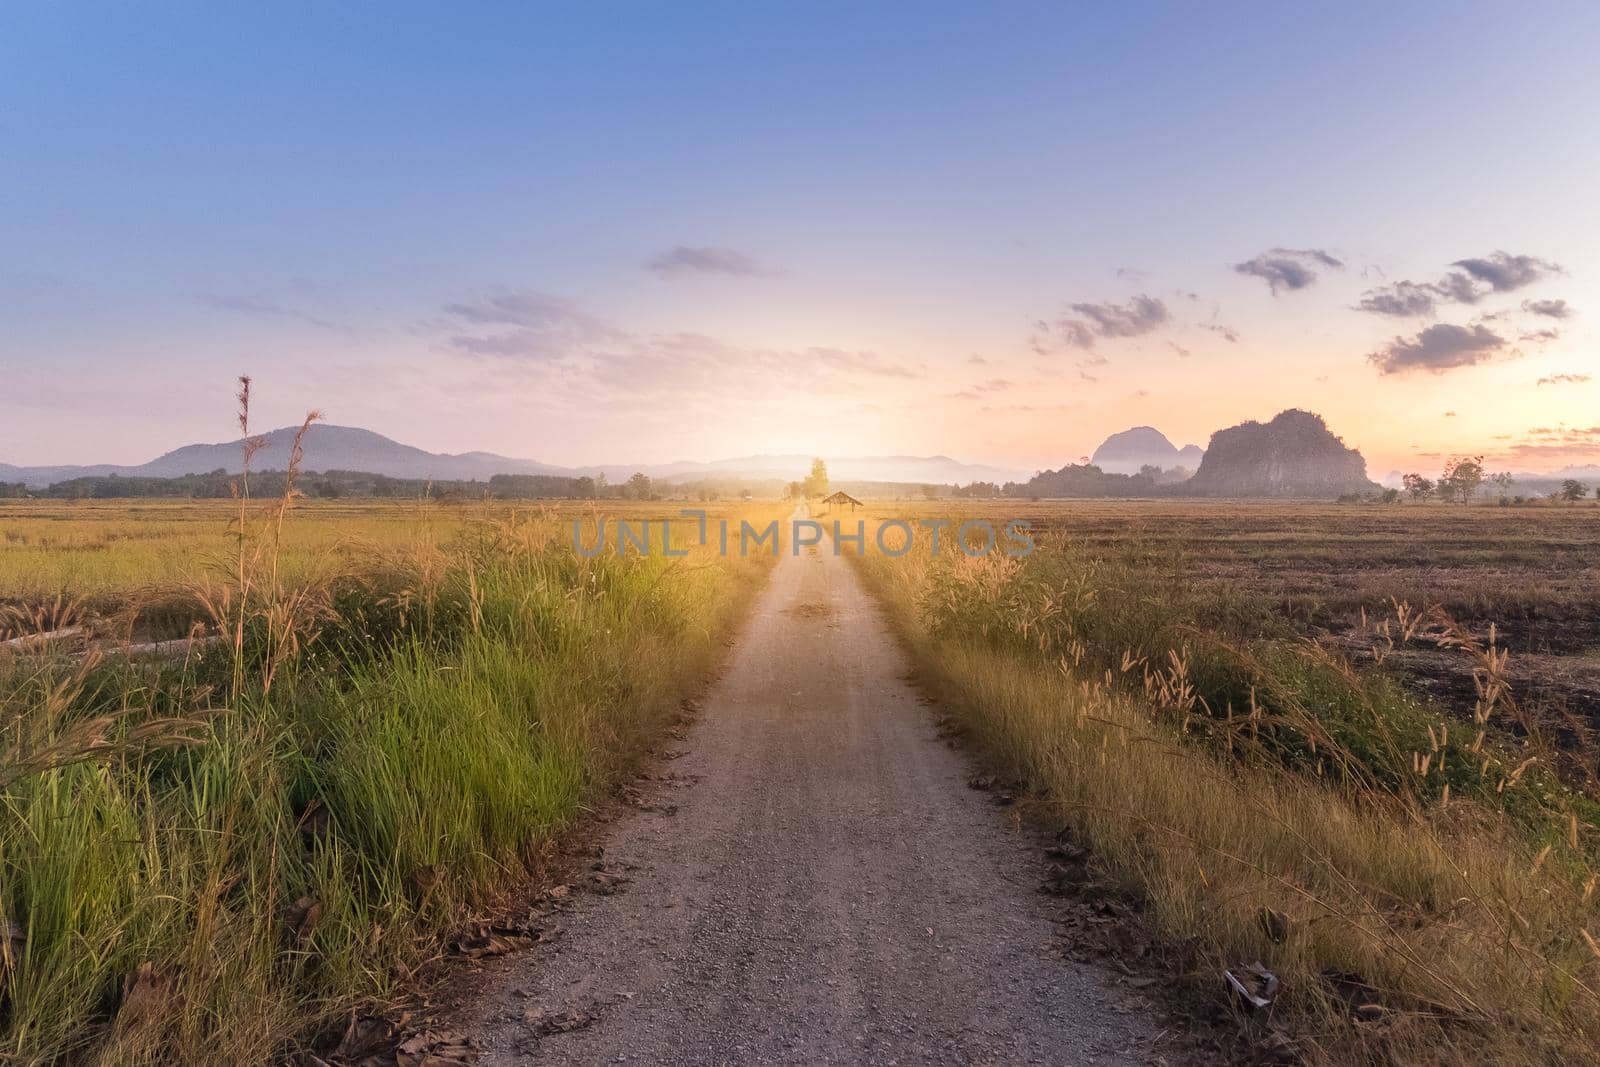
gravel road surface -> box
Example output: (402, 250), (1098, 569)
(464, 531), (1158, 1065)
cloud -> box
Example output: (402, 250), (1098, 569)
(429, 289), (925, 415)
(1036, 295), (1169, 351)
(197, 292), (347, 331)
(1488, 425), (1600, 467)
(1069, 294), (1170, 337)
(442, 290), (612, 333)
(1033, 292), (1240, 359)
(1354, 272), (1483, 317)
(1355, 280), (1448, 317)
(1233, 248), (1343, 294)
(1052, 319), (1099, 348)
(448, 332), (563, 357)
(1522, 298), (1573, 319)
(646, 245), (771, 279)
(805, 347), (922, 379)
(1519, 328), (1560, 344)
(1538, 373), (1591, 386)
(1354, 251), (1560, 317)
(1451, 251), (1561, 292)
(438, 290), (622, 359)
(1368, 322), (1507, 375)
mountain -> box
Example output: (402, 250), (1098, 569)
(1181, 410), (1380, 498)
(1, 426), (1027, 489)
(157, 424), (574, 481)
(0, 425), (565, 487)
(1089, 426), (1204, 475)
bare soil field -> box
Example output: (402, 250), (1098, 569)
(869, 500), (1600, 736)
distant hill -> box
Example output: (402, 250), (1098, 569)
(1089, 426), (1204, 476)
(1, 426), (1027, 490)
(0, 425), (565, 487)
(1181, 410), (1380, 498)
(1007, 463), (1159, 498)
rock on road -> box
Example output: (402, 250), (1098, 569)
(464, 526), (1158, 1065)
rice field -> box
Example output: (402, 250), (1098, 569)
(8, 493), (1600, 1064)
(0, 495), (781, 1064)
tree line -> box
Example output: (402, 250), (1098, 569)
(0, 468), (745, 501)
(1402, 458), (1596, 504)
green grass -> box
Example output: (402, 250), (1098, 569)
(0, 503), (777, 1064)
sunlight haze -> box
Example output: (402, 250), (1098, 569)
(3, 3), (1597, 477)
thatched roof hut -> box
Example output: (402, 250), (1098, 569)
(822, 490), (863, 510)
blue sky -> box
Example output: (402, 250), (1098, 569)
(4, 3), (1598, 472)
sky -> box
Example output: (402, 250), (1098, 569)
(3, 2), (1598, 477)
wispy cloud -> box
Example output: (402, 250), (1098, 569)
(196, 292), (348, 331)
(950, 377), (1015, 400)
(1233, 247), (1342, 294)
(646, 245), (773, 279)
(1489, 425), (1600, 466)
(1072, 295), (1169, 337)
(1035, 294), (1170, 350)
(1355, 279), (1460, 317)
(1368, 322), (1507, 375)
(430, 289), (923, 413)
(1538, 373), (1591, 386)
(437, 289), (621, 360)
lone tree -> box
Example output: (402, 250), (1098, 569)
(1402, 473), (1435, 501)
(802, 458), (829, 498)
(1560, 478), (1589, 503)
(623, 472), (654, 500)
(1440, 456), (1485, 504)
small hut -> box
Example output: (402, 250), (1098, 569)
(822, 490), (863, 512)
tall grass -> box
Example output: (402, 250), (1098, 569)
(0, 424), (777, 1063)
(851, 519), (1600, 1064)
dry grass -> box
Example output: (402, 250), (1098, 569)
(845, 505), (1600, 1064)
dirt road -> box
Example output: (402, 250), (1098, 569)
(464, 530), (1158, 1064)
